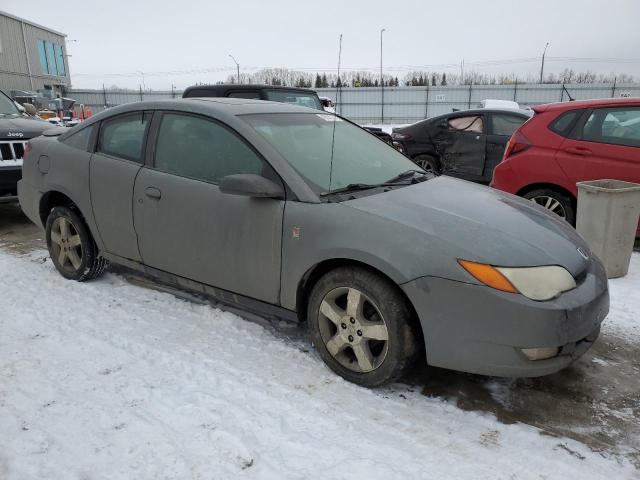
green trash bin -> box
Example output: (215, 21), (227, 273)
(576, 179), (640, 278)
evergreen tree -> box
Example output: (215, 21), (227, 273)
(314, 74), (322, 88)
(441, 73), (447, 86)
(431, 74), (436, 86)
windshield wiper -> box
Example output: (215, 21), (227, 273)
(384, 169), (429, 184)
(320, 178), (425, 197)
(321, 170), (431, 197)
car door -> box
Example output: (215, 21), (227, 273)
(133, 111), (285, 304)
(557, 106), (640, 184)
(432, 114), (486, 180)
(89, 111), (151, 261)
(485, 112), (528, 182)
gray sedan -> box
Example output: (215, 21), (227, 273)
(18, 98), (609, 387)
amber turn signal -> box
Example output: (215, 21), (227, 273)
(457, 259), (519, 294)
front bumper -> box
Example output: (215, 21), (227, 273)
(0, 166), (22, 197)
(401, 258), (609, 377)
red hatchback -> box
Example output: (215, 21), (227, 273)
(491, 98), (640, 226)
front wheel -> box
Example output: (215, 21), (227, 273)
(523, 188), (575, 225)
(413, 155), (440, 174)
(45, 206), (108, 281)
(307, 267), (420, 387)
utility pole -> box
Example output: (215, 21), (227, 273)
(136, 71), (146, 91)
(539, 42), (549, 84)
(229, 54), (240, 84)
(380, 28), (386, 124)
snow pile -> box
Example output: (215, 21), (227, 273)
(0, 249), (637, 479)
(606, 253), (640, 340)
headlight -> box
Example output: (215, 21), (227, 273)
(458, 260), (576, 301)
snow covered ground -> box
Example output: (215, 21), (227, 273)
(0, 249), (638, 479)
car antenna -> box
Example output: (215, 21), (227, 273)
(328, 33), (343, 192)
(562, 84), (574, 101)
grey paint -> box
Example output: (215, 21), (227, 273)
(18, 97), (610, 377)
(89, 152), (142, 261)
(133, 167), (284, 304)
(0, 11), (70, 93)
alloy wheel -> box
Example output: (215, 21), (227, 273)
(50, 217), (83, 273)
(317, 287), (389, 373)
(415, 158), (434, 172)
(530, 195), (567, 219)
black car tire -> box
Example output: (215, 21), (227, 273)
(413, 154), (441, 174)
(523, 188), (576, 226)
(307, 266), (420, 387)
(45, 206), (108, 281)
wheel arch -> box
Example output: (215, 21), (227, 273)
(516, 182), (577, 205)
(295, 258), (425, 349)
(39, 190), (83, 226)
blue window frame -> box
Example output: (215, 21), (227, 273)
(54, 44), (65, 76)
(37, 40), (48, 74)
(45, 41), (58, 76)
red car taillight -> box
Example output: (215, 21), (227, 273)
(503, 131), (531, 160)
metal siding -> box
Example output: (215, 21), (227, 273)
(61, 83), (640, 122)
(0, 12), (70, 92)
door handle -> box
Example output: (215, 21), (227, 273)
(144, 187), (161, 200)
(564, 146), (592, 156)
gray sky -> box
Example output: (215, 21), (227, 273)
(5, 0), (640, 89)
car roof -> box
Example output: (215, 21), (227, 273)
(533, 97), (640, 113)
(183, 84), (318, 97)
(74, 97), (324, 129)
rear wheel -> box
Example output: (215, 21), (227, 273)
(307, 266), (420, 387)
(45, 206), (107, 281)
(523, 188), (575, 225)
(413, 155), (440, 174)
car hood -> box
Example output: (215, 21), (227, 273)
(345, 176), (591, 278)
(0, 116), (54, 140)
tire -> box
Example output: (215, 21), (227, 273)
(413, 154), (440, 174)
(45, 206), (108, 281)
(523, 188), (576, 226)
(307, 266), (420, 387)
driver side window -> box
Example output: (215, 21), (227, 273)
(448, 116), (484, 134)
(154, 113), (265, 184)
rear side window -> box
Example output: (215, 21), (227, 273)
(264, 90), (323, 110)
(62, 125), (94, 151)
(154, 113), (264, 184)
(581, 107), (640, 148)
(491, 114), (526, 136)
(549, 110), (582, 137)
(97, 112), (149, 162)
(228, 91), (261, 99)
(448, 115), (484, 133)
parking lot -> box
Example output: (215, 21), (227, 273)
(1, 201), (638, 478)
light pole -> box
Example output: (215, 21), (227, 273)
(229, 54), (240, 84)
(136, 70), (146, 90)
(380, 28), (386, 124)
(539, 42), (549, 84)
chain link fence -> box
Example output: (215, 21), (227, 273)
(66, 83), (640, 125)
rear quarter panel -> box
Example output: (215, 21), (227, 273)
(495, 111), (574, 195)
(33, 138), (104, 249)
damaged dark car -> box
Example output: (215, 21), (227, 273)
(392, 109), (530, 184)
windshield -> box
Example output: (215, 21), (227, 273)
(0, 91), (20, 116)
(243, 113), (422, 193)
(264, 90), (323, 110)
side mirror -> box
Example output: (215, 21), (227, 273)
(23, 103), (37, 116)
(219, 174), (284, 199)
